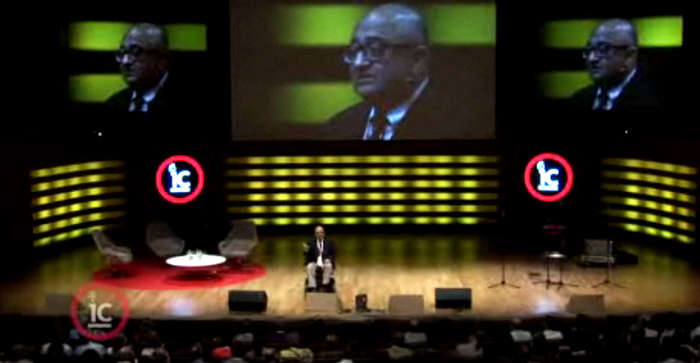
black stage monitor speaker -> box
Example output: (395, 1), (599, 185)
(435, 288), (472, 310)
(228, 290), (267, 312)
(567, 294), (605, 315)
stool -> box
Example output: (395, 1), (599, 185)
(534, 252), (578, 289)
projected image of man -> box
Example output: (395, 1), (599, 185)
(107, 23), (170, 113)
(571, 19), (659, 110)
(327, 3), (484, 140)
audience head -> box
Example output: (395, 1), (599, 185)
(80, 349), (103, 362)
(113, 350), (137, 363)
(139, 329), (163, 349)
(8, 344), (32, 362)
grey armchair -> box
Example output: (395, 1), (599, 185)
(218, 219), (258, 263)
(92, 230), (133, 276)
(146, 221), (186, 258)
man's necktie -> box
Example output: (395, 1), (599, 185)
(594, 90), (610, 110)
(368, 114), (390, 140)
(132, 92), (146, 113)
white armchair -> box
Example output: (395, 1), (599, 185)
(218, 219), (258, 263)
(93, 230), (133, 276)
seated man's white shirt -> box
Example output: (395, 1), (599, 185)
(317, 240), (324, 266)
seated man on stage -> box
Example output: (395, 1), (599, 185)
(304, 224), (337, 291)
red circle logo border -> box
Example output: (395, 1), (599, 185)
(524, 152), (574, 202)
(155, 155), (205, 204)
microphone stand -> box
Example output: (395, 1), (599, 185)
(488, 257), (520, 289)
(592, 240), (624, 288)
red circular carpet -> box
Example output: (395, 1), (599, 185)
(92, 260), (266, 290)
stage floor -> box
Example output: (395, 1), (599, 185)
(1, 234), (699, 319)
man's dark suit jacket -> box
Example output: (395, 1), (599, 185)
(570, 69), (661, 111)
(304, 238), (337, 267)
(325, 82), (494, 140)
(101, 72), (212, 141)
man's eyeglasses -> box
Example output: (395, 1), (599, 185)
(582, 43), (632, 59)
(343, 39), (419, 64)
(114, 46), (158, 62)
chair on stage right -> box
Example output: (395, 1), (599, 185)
(146, 221), (186, 258)
(580, 239), (615, 265)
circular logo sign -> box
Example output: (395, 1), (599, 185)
(70, 283), (130, 341)
(524, 153), (573, 202)
(156, 155), (204, 204)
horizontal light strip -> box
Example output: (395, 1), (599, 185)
(33, 211), (126, 234)
(227, 155), (498, 165)
(273, 82), (362, 124)
(32, 186), (126, 207)
(33, 199), (126, 220)
(601, 196), (696, 218)
(68, 22), (207, 51)
(602, 171), (696, 190)
(228, 168), (498, 178)
(602, 209), (695, 232)
(227, 180), (499, 189)
(229, 204), (498, 214)
(31, 174), (125, 193)
(31, 161), (124, 179)
(162, 24), (208, 51)
(275, 4), (496, 46)
(539, 71), (591, 99)
(608, 222), (694, 244)
(423, 4), (496, 46)
(543, 17), (683, 49)
(69, 74), (124, 103)
(603, 159), (697, 175)
(252, 216), (497, 226)
(33, 224), (118, 248)
(601, 183), (696, 204)
(228, 192), (498, 202)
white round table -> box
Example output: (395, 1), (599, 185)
(166, 254), (227, 281)
(166, 254), (226, 267)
